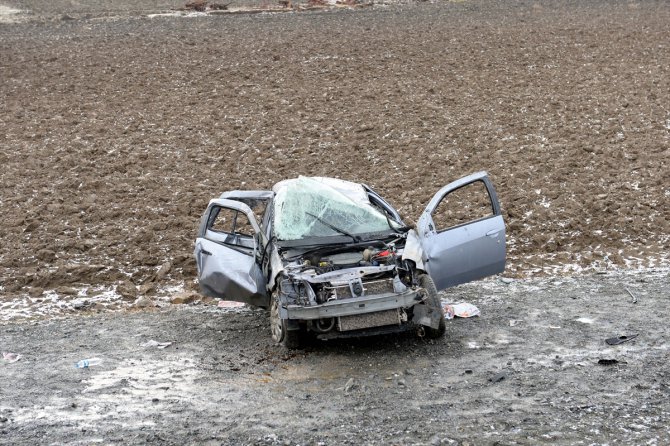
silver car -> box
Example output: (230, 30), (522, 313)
(194, 172), (506, 348)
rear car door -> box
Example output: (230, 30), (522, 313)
(417, 171), (506, 290)
(194, 198), (270, 308)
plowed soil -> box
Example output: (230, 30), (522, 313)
(1, 0), (669, 305)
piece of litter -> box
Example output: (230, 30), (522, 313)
(443, 304), (455, 320)
(509, 320), (520, 327)
(625, 287), (637, 304)
(576, 317), (594, 324)
(605, 334), (638, 346)
(451, 303), (480, 318)
(218, 300), (245, 308)
(2, 352), (22, 363)
(140, 340), (172, 349)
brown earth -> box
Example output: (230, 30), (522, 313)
(0, 0), (668, 304)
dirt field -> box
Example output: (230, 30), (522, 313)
(1, 0), (668, 308)
(0, 0), (669, 444)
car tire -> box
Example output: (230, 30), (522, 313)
(270, 291), (303, 349)
(417, 274), (446, 338)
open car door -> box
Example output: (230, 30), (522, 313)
(194, 198), (270, 308)
(417, 171), (506, 291)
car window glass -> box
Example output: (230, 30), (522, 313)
(209, 207), (254, 237)
(432, 180), (493, 231)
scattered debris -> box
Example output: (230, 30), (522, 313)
(509, 319), (520, 327)
(217, 300), (245, 308)
(625, 287), (637, 304)
(2, 352), (22, 363)
(605, 334), (638, 345)
(344, 377), (357, 393)
(74, 358), (102, 369)
(140, 340), (173, 349)
(449, 303), (481, 318)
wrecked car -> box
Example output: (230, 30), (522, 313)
(194, 172), (506, 348)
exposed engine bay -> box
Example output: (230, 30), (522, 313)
(274, 235), (440, 338)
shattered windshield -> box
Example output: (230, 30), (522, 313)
(274, 177), (399, 241)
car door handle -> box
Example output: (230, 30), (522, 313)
(485, 229), (500, 237)
(201, 249), (212, 256)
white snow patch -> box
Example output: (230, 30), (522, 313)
(0, 5), (25, 23)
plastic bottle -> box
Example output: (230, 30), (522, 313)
(74, 358), (102, 368)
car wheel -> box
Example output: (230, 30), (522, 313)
(418, 274), (446, 338)
(270, 292), (303, 349)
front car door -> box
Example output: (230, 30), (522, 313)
(194, 198), (270, 308)
(417, 171), (506, 290)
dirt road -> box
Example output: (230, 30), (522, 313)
(2, 270), (669, 445)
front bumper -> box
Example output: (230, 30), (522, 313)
(284, 289), (425, 320)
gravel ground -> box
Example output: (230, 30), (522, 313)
(2, 270), (669, 445)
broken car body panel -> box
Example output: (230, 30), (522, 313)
(194, 173), (506, 343)
(194, 198), (269, 308)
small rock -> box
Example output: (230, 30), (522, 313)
(501, 277), (514, 284)
(117, 280), (137, 300)
(405, 368), (416, 376)
(56, 286), (79, 295)
(28, 287), (44, 297)
(171, 291), (199, 305)
(72, 299), (89, 310)
(134, 296), (153, 308)
(489, 372), (506, 383)
(139, 282), (156, 295)
(154, 261), (172, 281)
(37, 249), (56, 262)
(397, 379), (406, 387)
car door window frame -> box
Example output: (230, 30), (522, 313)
(200, 199), (262, 256)
(418, 172), (502, 239)
(430, 179), (498, 234)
